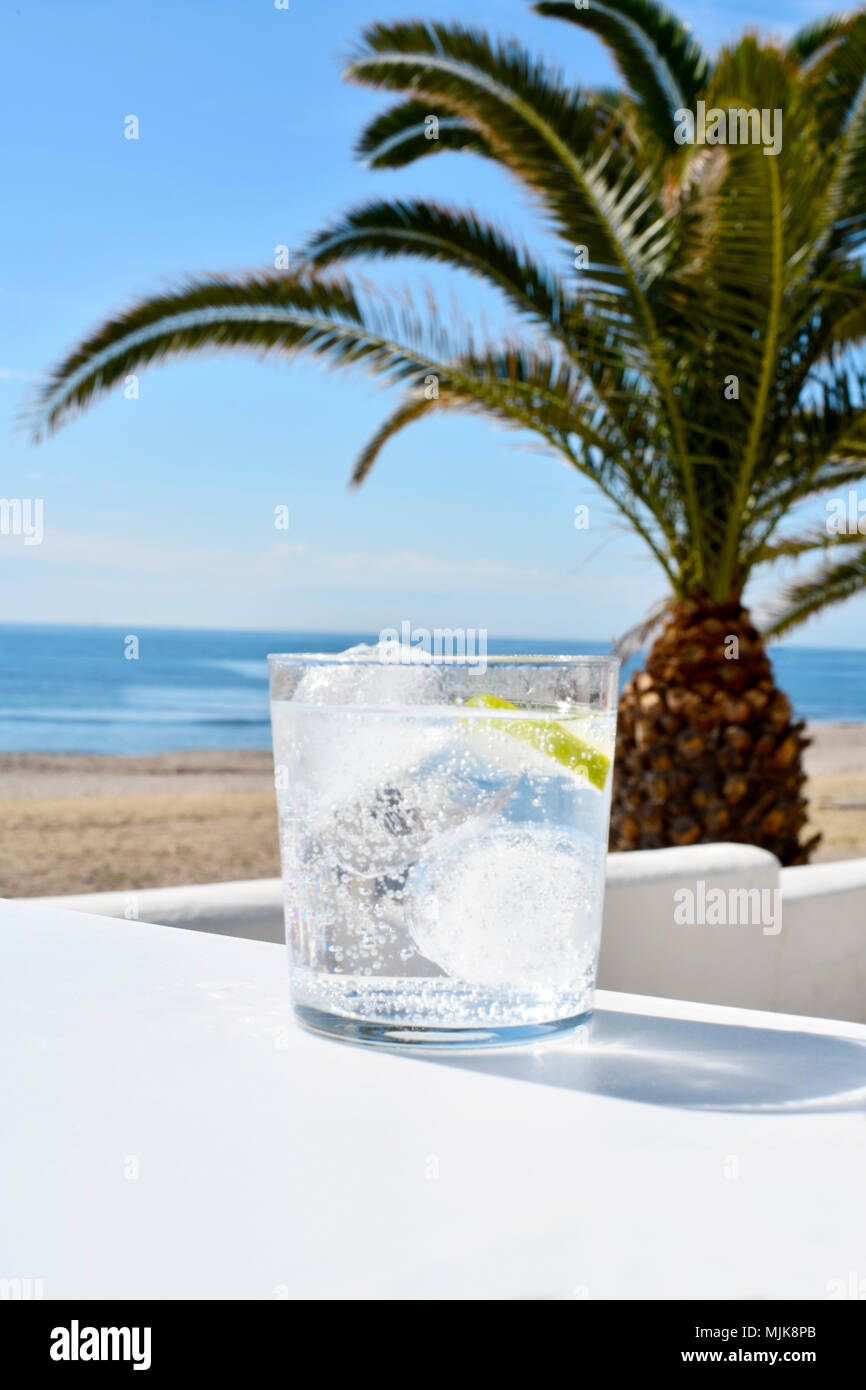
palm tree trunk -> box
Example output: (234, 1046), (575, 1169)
(609, 596), (819, 866)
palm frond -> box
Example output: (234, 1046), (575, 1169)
(356, 98), (494, 168)
(611, 593), (673, 657)
(351, 392), (440, 485)
(343, 19), (700, 559)
(765, 542), (866, 635)
(306, 199), (566, 331)
(749, 371), (866, 542)
(799, 16), (866, 267)
(655, 41), (796, 591)
(535, 0), (710, 145)
(752, 525), (866, 563)
(31, 272), (466, 438)
(345, 22), (671, 286)
(786, 12), (853, 67)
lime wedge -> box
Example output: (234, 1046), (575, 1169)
(464, 693), (610, 792)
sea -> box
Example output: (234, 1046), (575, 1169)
(0, 623), (863, 756)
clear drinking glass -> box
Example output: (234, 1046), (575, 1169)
(268, 652), (619, 1047)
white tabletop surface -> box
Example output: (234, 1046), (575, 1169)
(2, 899), (865, 1301)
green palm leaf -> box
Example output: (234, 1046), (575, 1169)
(356, 98), (494, 167)
(306, 199), (566, 331)
(345, 22), (672, 285)
(786, 13), (853, 67)
(351, 393), (441, 486)
(535, 0), (710, 145)
(31, 273), (464, 438)
(765, 542), (866, 635)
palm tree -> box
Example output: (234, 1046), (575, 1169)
(32, 3), (866, 865)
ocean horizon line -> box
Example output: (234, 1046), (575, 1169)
(1, 619), (865, 656)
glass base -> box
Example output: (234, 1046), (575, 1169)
(293, 1003), (592, 1050)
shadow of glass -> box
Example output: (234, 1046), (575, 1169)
(422, 1009), (866, 1113)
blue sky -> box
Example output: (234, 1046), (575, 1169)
(2, 0), (863, 646)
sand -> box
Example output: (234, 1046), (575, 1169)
(0, 751), (281, 897)
(800, 725), (866, 864)
(1, 726), (864, 898)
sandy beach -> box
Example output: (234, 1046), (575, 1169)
(1, 725), (865, 898)
(0, 751), (281, 898)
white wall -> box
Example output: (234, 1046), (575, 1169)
(597, 844), (784, 1012)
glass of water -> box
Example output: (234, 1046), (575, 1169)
(268, 647), (619, 1047)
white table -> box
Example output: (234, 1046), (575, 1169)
(2, 900), (865, 1301)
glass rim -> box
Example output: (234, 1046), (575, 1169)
(267, 652), (621, 668)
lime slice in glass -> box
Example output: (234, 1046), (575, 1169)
(464, 693), (611, 791)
